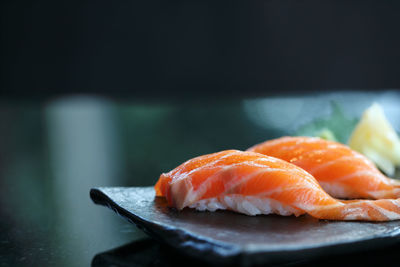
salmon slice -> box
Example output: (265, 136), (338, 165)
(155, 150), (400, 221)
(248, 136), (400, 199)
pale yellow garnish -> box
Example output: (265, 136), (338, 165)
(348, 103), (400, 176)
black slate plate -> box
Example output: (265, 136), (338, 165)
(90, 187), (400, 266)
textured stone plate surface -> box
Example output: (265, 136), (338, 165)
(90, 187), (400, 266)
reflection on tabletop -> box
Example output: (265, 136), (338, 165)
(92, 237), (400, 267)
(92, 238), (206, 267)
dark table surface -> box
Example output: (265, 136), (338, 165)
(2, 90), (400, 266)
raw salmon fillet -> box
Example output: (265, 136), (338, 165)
(248, 136), (400, 199)
(155, 150), (400, 221)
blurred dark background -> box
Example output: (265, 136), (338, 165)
(2, 0), (400, 98)
(2, 1), (400, 266)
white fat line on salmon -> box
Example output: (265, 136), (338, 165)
(366, 189), (400, 199)
(176, 162), (253, 205)
(170, 178), (196, 209)
(297, 202), (345, 213)
(254, 184), (325, 201)
(255, 157), (282, 163)
(224, 167), (322, 196)
(385, 199), (400, 209)
(172, 151), (243, 182)
(249, 160), (314, 179)
(256, 155), (321, 185)
(288, 165), (323, 185)
(365, 201), (400, 220)
(239, 161), (283, 169)
(170, 156), (251, 208)
(186, 164), (321, 209)
(191, 157), (312, 201)
(183, 151), (240, 177)
(223, 168), (275, 193)
(307, 155), (364, 174)
(326, 143), (341, 149)
(194, 165), (289, 200)
(333, 170), (380, 182)
(196, 151), (285, 173)
(343, 206), (368, 220)
(389, 179), (400, 186)
(318, 182), (355, 199)
(374, 200), (400, 213)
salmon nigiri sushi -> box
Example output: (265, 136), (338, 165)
(155, 150), (400, 221)
(248, 136), (400, 200)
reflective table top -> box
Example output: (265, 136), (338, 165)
(1, 90), (400, 266)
